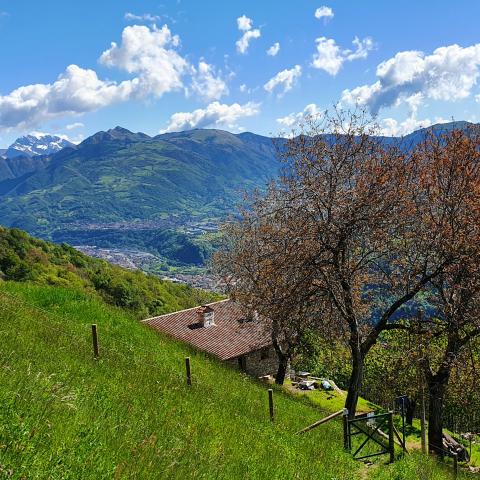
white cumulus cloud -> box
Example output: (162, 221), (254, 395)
(378, 92), (450, 136)
(0, 24), (232, 131)
(345, 37), (375, 61)
(237, 14), (253, 32)
(341, 43), (480, 114)
(314, 6), (334, 20)
(190, 61), (229, 101)
(267, 42), (280, 57)
(380, 115), (450, 137)
(264, 65), (302, 97)
(100, 24), (188, 98)
(65, 122), (84, 130)
(312, 36), (374, 75)
(312, 38), (342, 76)
(0, 65), (136, 129)
(161, 101), (260, 132)
(102, 25), (230, 102)
(277, 103), (323, 128)
(235, 15), (261, 54)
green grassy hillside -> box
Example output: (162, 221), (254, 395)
(0, 282), (358, 479)
(0, 226), (218, 317)
(0, 282), (469, 479)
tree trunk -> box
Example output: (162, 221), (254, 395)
(427, 372), (449, 456)
(271, 333), (290, 385)
(345, 344), (364, 419)
(405, 397), (417, 426)
(275, 354), (289, 385)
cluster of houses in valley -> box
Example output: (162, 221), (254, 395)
(143, 299), (280, 378)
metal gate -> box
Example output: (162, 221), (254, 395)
(344, 411), (395, 462)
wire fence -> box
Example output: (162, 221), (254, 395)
(0, 288), (278, 395)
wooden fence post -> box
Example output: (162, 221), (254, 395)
(91, 324), (99, 359)
(388, 411), (395, 463)
(185, 357), (191, 386)
(268, 389), (274, 422)
(453, 453), (458, 479)
(343, 409), (350, 451)
(420, 388), (427, 454)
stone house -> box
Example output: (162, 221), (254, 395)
(142, 299), (279, 378)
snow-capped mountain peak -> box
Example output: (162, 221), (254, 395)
(6, 133), (75, 158)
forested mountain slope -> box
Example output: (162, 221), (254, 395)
(0, 128), (280, 238)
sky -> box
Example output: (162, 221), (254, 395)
(1, 0), (480, 147)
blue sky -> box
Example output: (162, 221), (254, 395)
(1, 0), (480, 146)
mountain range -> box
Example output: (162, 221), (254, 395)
(0, 127), (281, 241)
(4, 133), (75, 159)
(0, 121), (474, 264)
(0, 133), (76, 185)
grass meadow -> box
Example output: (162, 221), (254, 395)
(0, 282), (471, 479)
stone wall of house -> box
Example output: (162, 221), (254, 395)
(226, 346), (279, 378)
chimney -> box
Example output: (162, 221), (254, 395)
(197, 305), (215, 328)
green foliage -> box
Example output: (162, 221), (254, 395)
(52, 228), (217, 267)
(361, 330), (423, 409)
(293, 331), (352, 388)
(284, 380), (377, 414)
(0, 283), (469, 479)
(368, 452), (470, 480)
(0, 226), (219, 318)
(0, 226), (474, 478)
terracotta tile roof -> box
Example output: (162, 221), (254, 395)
(142, 299), (272, 360)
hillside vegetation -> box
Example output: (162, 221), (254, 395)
(0, 226), (473, 478)
(0, 124), (472, 273)
(0, 282), (468, 479)
(55, 228), (221, 267)
(0, 226), (218, 317)
(0, 128), (280, 238)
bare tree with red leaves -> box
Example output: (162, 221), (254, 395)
(215, 111), (480, 432)
(409, 128), (480, 455)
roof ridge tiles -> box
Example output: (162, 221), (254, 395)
(141, 298), (230, 323)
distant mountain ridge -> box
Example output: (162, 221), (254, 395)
(0, 155), (49, 183)
(0, 121), (475, 247)
(0, 126), (282, 239)
(6, 133), (75, 158)
(80, 126), (150, 145)
(0, 133), (75, 183)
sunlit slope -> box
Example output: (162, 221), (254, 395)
(0, 282), (360, 479)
